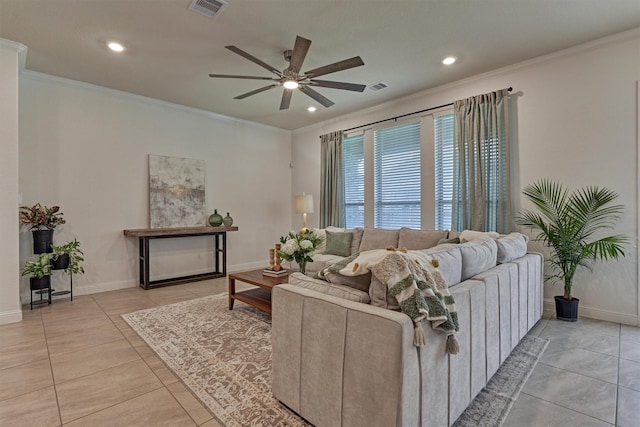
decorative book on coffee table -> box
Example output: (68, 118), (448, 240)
(262, 269), (288, 278)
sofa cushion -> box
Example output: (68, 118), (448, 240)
(349, 227), (364, 255)
(459, 229), (500, 242)
(398, 228), (448, 250)
(325, 230), (353, 257)
(496, 232), (529, 264)
(368, 275), (400, 310)
(288, 272), (370, 303)
(359, 227), (399, 252)
(458, 237), (498, 281)
(417, 244), (463, 286)
(305, 253), (345, 275)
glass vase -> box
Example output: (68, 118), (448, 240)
(297, 259), (306, 275)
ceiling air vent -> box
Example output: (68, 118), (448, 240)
(188, 0), (228, 18)
(368, 82), (389, 92)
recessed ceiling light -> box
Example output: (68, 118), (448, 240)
(442, 56), (456, 65)
(307, 106), (317, 112)
(283, 80), (299, 89)
(107, 42), (125, 52)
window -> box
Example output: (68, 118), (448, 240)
(434, 114), (454, 230)
(373, 122), (421, 229)
(343, 133), (364, 228)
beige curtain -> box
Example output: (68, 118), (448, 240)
(451, 89), (512, 233)
(319, 131), (346, 228)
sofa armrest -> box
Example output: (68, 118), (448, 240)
(272, 284), (419, 427)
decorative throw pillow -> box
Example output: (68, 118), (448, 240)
(437, 237), (460, 245)
(459, 229), (500, 242)
(319, 253), (371, 293)
(325, 230), (353, 257)
(313, 226), (345, 254)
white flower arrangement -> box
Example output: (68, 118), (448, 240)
(278, 230), (323, 274)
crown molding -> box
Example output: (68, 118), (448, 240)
(293, 27), (640, 136)
(20, 70), (291, 134)
(0, 38), (27, 71)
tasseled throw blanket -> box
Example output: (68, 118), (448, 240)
(370, 251), (460, 353)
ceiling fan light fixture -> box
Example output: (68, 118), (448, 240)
(442, 56), (456, 65)
(107, 41), (125, 52)
(283, 80), (299, 89)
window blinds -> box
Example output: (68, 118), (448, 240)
(343, 134), (365, 228)
(373, 121), (421, 229)
(434, 114), (454, 230)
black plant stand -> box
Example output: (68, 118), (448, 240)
(51, 272), (73, 301)
(30, 276), (51, 310)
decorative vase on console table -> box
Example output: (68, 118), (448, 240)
(208, 209), (223, 227)
(223, 212), (234, 227)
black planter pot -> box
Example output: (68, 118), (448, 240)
(555, 295), (580, 322)
(29, 275), (51, 291)
(51, 254), (70, 270)
(32, 229), (54, 254)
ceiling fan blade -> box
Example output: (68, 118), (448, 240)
(234, 84), (279, 100)
(310, 80), (366, 92)
(288, 36), (312, 73)
(225, 45), (282, 76)
(280, 89), (293, 110)
(299, 86), (334, 108)
(304, 56), (364, 78)
(209, 74), (279, 81)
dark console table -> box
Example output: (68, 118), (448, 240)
(123, 226), (238, 289)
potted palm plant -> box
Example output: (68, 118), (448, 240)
(517, 179), (628, 321)
(19, 204), (66, 254)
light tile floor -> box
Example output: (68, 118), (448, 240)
(1, 279), (639, 426)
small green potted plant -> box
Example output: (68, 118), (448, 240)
(19, 204), (66, 254)
(517, 179), (628, 321)
(22, 253), (53, 291)
(50, 239), (85, 275)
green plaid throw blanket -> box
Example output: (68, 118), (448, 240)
(370, 251), (460, 353)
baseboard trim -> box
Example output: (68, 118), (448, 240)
(543, 298), (639, 326)
(0, 309), (23, 325)
(19, 261), (268, 302)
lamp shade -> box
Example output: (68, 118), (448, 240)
(295, 194), (314, 214)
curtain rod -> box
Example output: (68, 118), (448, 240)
(341, 86), (512, 134)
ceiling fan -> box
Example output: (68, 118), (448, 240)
(209, 35), (366, 110)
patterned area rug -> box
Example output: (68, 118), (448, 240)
(453, 334), (549, 426)
(122, 294), (548, 427)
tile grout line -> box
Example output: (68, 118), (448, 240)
(518, 391), (618, 426)
(41, 303), (64, 427)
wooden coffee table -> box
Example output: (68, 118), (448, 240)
(228, 269), (291, 313)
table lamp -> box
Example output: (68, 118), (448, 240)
(295, 192), (314, 234)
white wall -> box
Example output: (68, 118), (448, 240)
(292, 29), (640, 325)
(19, 72), (292, 299)
(0, 40), (26, 324)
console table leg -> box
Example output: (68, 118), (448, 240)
(228, 277), (236, 310)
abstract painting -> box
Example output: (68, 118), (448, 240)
(149, 155), (205, 228)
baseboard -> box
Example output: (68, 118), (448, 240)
(19, 261), (268, 302)
(20, 278), (138, 304)
(543, 298), (639, 326)
(0, 309), (23, 325)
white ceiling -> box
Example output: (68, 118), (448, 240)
(1, 0), (639, 130)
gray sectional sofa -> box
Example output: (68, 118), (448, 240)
(271, 227), (543, 426)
